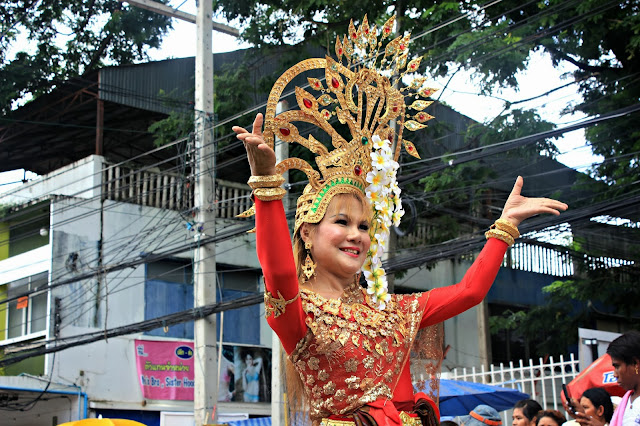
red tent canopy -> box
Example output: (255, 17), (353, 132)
(566, 353), (625, 400)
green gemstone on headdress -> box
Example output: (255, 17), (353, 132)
(362, 136), (369, 145)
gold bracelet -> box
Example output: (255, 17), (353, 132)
(253, 187), (286, 201)
(248, 174), (285, 189)
(492, 218), (520, 239)
(485, 228), (515, 247)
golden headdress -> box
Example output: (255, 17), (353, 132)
(249, 15), (438, 308)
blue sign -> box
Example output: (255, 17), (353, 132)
(175, 345), (194, 360)
(603, 371), (617, 384)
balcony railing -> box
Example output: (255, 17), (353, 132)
(102, 166), (633, 278)
(102, 164), (252, 219)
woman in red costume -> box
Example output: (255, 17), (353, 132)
(233, 16), (568, 426)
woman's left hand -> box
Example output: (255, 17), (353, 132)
(500, 176), (568, 227)
(575, 413), (606, 426)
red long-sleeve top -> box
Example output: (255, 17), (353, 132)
(256, 198), (508, 424)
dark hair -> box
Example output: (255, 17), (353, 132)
(514, 399), (544, 421)
(535, 410), (566, 426)
(607, 330), (640, 365)
(582, 387), (614, 423)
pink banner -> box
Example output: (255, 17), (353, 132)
(134, 339), (194, 400)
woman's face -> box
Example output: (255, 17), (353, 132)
(579, 396), (603, 421)
(611, 356), (640, 391)
(303, 196), (371, 280)
(245, 354), (253, 365)
(537, 416), (560, 426)
(512, 408), (534, 426)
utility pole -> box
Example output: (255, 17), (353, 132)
(122, 2), (239, 424)
(193, 0), (217, 423)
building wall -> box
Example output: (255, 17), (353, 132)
(394, 256), (489, 369)
(42, 190), (270, 416)
(2, 155), (104, 206)
(0, 222), (8, 261)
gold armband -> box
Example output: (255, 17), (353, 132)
(264, 290), (299, 318)
(248, 174), (285, 189)
(253, 187), (286, 201)
(492, 218), (520, 239)
(485, 228), (515, 247)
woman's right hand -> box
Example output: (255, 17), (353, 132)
(562, 397), (580, 419)
(232, 113), (277, 176)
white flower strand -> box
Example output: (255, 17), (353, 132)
(362, 135), (405, 310)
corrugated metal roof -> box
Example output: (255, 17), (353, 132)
(98, 45), (327, 116)
(100, 57), (196, 115)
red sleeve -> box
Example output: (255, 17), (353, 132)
(419, 238), (508, 328)
(255, 199), (307, 354)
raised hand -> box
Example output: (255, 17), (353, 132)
(500, 176), (568, 227)
(232, 113), (277, 176)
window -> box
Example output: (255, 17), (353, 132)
(144, 260), (261, 345)
(5, 272), (49, 340)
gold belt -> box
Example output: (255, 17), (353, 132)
(320, 411), (422, 426)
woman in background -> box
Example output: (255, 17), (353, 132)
(536, 410), (566, 426)
(513, 399), (544, 426)
(572, 387), (614, 426)
(607, 331), (640, 426)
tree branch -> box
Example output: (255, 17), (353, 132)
(546, 46), (616, 73)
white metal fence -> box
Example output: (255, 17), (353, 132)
(445, 354), (580, 423)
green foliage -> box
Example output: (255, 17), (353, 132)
(148, 110), (193, 148)
(211, 0), (639, 190)
(0, 204), (15, 220)
(1, 0), (172, 114)
(489, 310), (527, 334)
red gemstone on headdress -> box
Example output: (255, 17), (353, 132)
(408, 146), (414, 151)
(338, 48), (343, 55)
(384, 27), (391, 33)
(410, 63), (416, 69)
(332, 77), (340, 88)
(303, 98), (312, 108)
(352, 32), (357, 39)
(279, 128), (290, 136)
(315, 81), (321, 87)
(400, 44), (405, 50)
(354, 165), (362, 176)
(393, 106), (398, 112)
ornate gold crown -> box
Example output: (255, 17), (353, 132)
(261, 14), (438, 233)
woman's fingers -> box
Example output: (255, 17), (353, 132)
(252, 113), (264, 137)
(509, 175), (524, 198)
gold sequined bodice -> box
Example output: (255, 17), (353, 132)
(290, 282), (426, 421)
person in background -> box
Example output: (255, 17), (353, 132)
(513, 399), (544, 426)
(460, 404), (503, 426)
(607, 331), (640, 426)
(564, 387), (614, 426)
(536, 410), (567, 426)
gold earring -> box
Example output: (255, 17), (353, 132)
(302, 241), (316, 281)
(636, 365), (639, 375)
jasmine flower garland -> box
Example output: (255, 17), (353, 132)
(362, 135), (405, 310)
